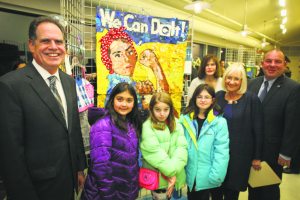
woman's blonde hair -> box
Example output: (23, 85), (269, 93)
(149, 92), (176, 132)
(222, 63), (247, 94)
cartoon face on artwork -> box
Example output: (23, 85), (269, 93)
(109, 39), (137, 76)
(100, 27), (138, 76)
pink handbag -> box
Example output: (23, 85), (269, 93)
(139, 167), (159, 190)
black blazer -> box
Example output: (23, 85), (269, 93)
(248, 75), (300, 178)
(0, 64), (86, 200)
(216, 91), (263, 191)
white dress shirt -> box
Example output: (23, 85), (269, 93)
(32, 59), (68, 127)
(257, 78), (276, 97)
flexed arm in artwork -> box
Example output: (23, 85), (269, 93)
(139, 49), (169, 92)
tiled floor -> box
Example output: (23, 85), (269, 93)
(138, 173), (300, 200)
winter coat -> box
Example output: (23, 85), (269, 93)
(180, 110), (229, 191)
(82, 114), (139, 200)
(140, 118), (188, 190)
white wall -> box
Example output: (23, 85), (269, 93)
(0, 11), (34, 45)
(0, 0), (59, 15)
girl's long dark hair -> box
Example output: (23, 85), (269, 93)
(183, 84), (222, 118)
(105, 82), (141, 136)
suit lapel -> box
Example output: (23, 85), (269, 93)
(26, 64), (68, 130)
(59, 70), (73, 132)
(263, 75), (284, 104)
(252, 77), (264, 95)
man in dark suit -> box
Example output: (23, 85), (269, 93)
(0, 16), (87, 200)
(248, 49), (300, 200)
(283, 147), (300, 174)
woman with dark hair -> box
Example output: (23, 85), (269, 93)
(180, 84), (229, 200)
(82, 82), (141, 200)
(187, 55), (223, 103)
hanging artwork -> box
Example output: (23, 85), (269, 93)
(96, 7), (189, 114)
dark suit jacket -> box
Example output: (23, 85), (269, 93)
(248, 75), (300, 178)
(0, 64), (86, 200)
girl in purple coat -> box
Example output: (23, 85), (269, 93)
(82, 82), (141, 200)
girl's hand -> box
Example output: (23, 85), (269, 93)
(167, 176), (176, 198)
(77, 171), (86, 190)
(252, 159), (261, 170)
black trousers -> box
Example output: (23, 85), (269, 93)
(0, 176), (6, 200)
(187, 181), (210, 200)
(290, 147), (300, 171)
(210, 186), (239, 200)
(187, 187), (209, 200)
(248, 184), (280, 200)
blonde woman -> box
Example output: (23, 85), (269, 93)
(212, 63), (263, 200)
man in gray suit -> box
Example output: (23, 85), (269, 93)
(0, 16), (86, 200)
(248, 49), (300, 200)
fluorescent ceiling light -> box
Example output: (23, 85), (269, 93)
(282, 28), (287, 34)
(184, 0), (210, 14)
(281, 9), (287, 17)
(279, 0), (286, 7)
(241, 30), (248, 37)
(240, 24), (250, 37)
(261, 38), (270, 48)
(282, 17), (288, 24)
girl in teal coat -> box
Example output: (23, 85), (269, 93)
(140, 92), (188, 200)
(180, 84), (229, 200)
